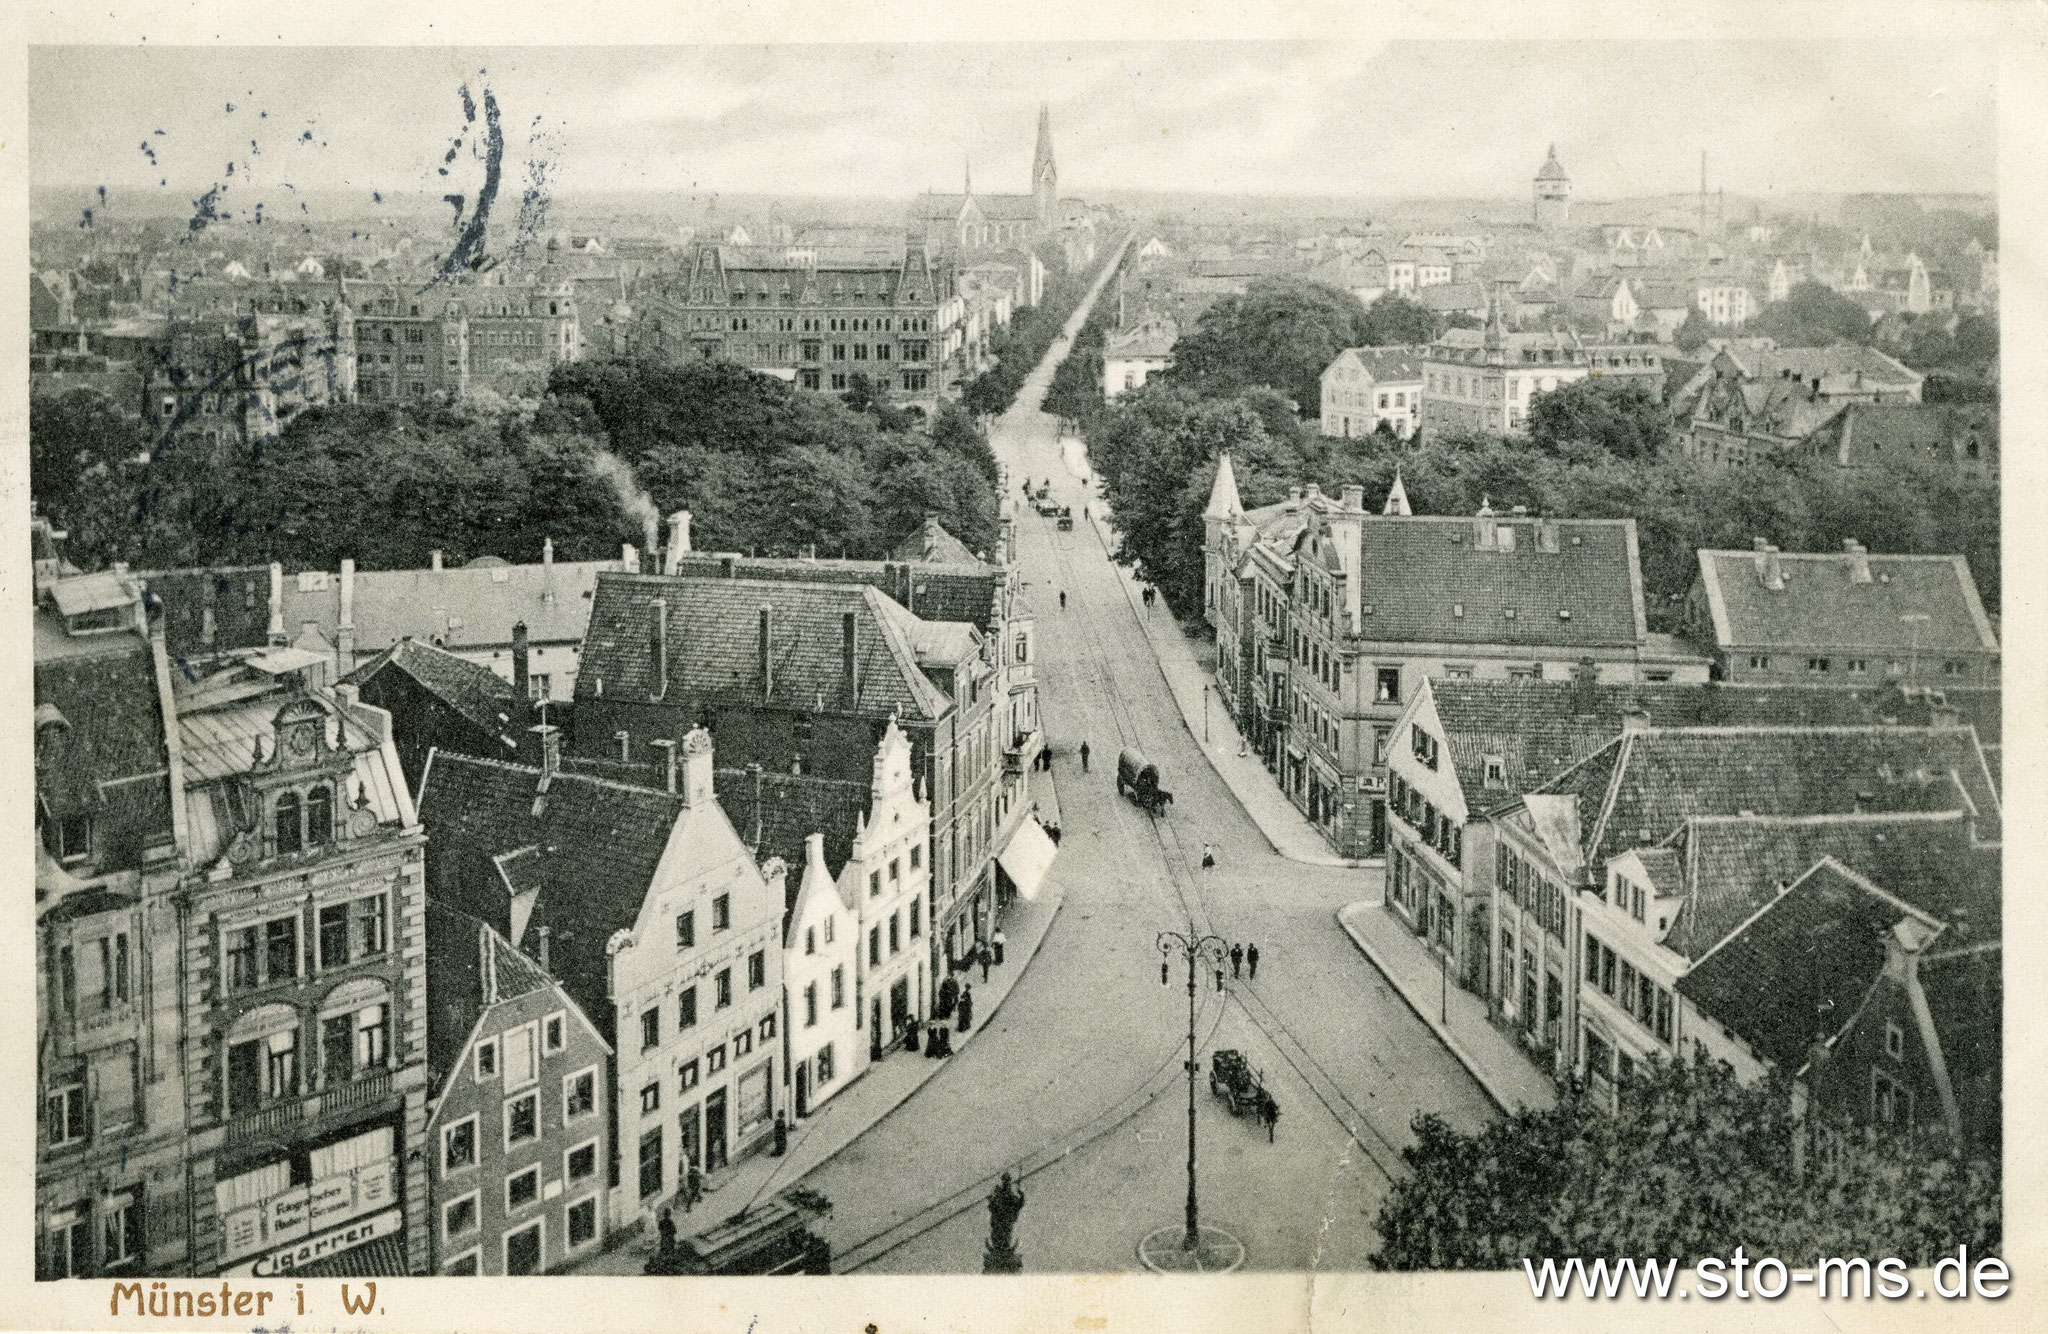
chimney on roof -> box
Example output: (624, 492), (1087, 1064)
(1288, 486), (1303, 509)
(720, 555), (736, 579)
(512, 620), (530, 700)
(1537, 518), (1561, 553)
(664, 510), (692, 574)
(537, 925), (550, 973)
(650, 737), (677, 794)
(622, 542), (640, 573)
(543, 536), (554, 570)
(843, 610), (860, 712)
(1621, 697), (1652, 732)
(268, 561), (286, 645)
(1304, 483), (1323, 505)
(759, 605), (775, 701)
(1843, 538), (1872, 584)
(530, 722), (561, 776)
(1751, 539), (1785, 591)
(338, 557), (357, 670)
(679, 726), (715, 808)
(1340, 484), (1365, 513)
(650, 597), (669, 700)
(431, 549), (444, 572)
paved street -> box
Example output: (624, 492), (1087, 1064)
(794, 248), (1497, 1273)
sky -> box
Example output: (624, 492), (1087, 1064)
(28, 42), (1997, 207)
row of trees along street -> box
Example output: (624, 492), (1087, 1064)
(1071, 278), (1997, 631)
(30, 352), (1003, 575)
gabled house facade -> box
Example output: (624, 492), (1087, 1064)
(423, 905), (613, 1274)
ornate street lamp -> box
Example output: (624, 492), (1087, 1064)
(1157, 928), (1230, 1252)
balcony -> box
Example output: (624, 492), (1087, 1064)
(225, 1099), (304, 1148)
(1003, 729), (1043, 777)
(222, 1069), (396, 1147)
(318, 1067), (394, 1120)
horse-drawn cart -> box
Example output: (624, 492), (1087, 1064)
(1117, 749), (1174, 816)
(1208, 1049), (1267, 1118)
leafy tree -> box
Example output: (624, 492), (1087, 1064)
(1752, 281), (1878, 347)
(1671, 308), (1713, 353)
(1525, 378), (1672, 461)
(30, 389), (147, 564)
(1163, 277), (1371, 412)
(1952, 311), (1998, 367)
(1371, 1054), (1998, 1270)
(1358, 294), (1443, 348)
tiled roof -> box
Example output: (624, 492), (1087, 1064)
(1677, 858), (1937, 1068)
(1348, 516), (1645, 648)
(576, 573), (955, 720)
(665, 552), (1001, 629)
(418, 752), (690, 1041)
(34, 641), (171, 821)
(1805, 403), (1998, 469)
(1433, 679), (1884, 804)
(1340, 349), (1423, 384)
(558, 755), (869, 915)
(1696, 549), (1998, 655)
(1717, 342), (1922, 389)
(278, 558), (620, 653)
(1664, 808), (1996, 960)
(888, 519), (983, 567)
(1535, 724), (2001, 874)
(1415, 282), (1487, 312)
(1916, 941), (2001, 1129)
(345, 638), (521, 744)
(425, 901), (562, 1090)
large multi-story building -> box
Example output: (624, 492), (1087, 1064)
(631, 239), (955, 410)
(1202, 465), (1707, 858)
(419, 728), (788, 1231)
(1318, 347), (1423, 440)
(1419, 317), (1665, 438)
(35, 544), (433, 1280)
(1683, 542), (2000, 689)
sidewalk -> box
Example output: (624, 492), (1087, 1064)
(566, 869), (1069, 1274)
(1061, 443), (1371, 869)
(1336, 898), (1557, 1115)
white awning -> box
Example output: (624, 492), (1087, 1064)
(996, 816), (1058, 902)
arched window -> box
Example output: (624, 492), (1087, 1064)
(306, 786), (333, 846)
(274, 792), (302, 854)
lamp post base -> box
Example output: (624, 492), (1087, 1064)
(983, 1242), (1023, 1274)
(1136, 1225), (1245, 1274)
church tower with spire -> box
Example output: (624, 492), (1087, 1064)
(1533, 144), (1571, 231)
(1033, 104), (1058, 229)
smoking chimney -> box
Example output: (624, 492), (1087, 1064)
(642, 514), (662, 563)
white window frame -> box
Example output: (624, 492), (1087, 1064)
(474, 1036), (499, 1082)
(542, 1010), (567, 1055)
(441, 1114), (479, 1174)
(563, 1136), (600, 1187)
(502, 1217), (545, 1276)
(562, 1064), (599, 1123)
(503, 1020), (540, 1090)
(443, 1189), (481, 1242)
(504, 1163), (542, 1215)
(503, 1090), (540, 1149)
(564, 1193), (601, 1252)
(441, 1246), (481, 1275)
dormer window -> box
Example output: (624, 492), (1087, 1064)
(54, 812), (93, 866)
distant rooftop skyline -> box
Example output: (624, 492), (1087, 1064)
(29, 43), (1996, 210)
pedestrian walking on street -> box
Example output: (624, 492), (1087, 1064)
(993, 927), (1007, 966)
(1261, 1093), (1280, 1143)
(658, 1207), (676, 1255)
(686, 1160), (703, 1211)
(978, 943), (992, 982)
(1230, 944), (1244, 978)
(1201, 843), (1216, 870)
(1079, 740), (1091, 771)
(1214, 965), (1225, 992)
(1247, 943), (1260, 979)
(1059, 589), (1067, 610)
(957, 984), (975, 1034)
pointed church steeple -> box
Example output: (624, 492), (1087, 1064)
(1204, 451), (1244, 521)
(1033, 103), (1058, 228)
(964, 154), (973, 197)
(1382, 469), (1412, 516)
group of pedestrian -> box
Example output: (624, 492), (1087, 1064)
(1141, 586), (1157, 611)
(1032, 745), (1054, 772)
(1229, 941), (1261, 980)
